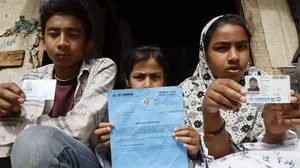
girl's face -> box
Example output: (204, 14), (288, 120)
(207, 24), (250, 81)
(127, 57), (165, 88)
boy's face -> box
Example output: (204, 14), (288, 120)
(43, 14), (93, 68)
(249, 80), (257, 88)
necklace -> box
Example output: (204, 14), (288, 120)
(54, 72), (79, 82)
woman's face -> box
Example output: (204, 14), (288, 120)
(127, 57), (165, 88)
(207, 24), (250, 81)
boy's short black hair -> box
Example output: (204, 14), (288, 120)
(249, 77), (257, 82)
(40, 0), (93, 41)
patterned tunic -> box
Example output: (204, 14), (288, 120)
(199, 132), (299, 168)
(179, 15), (267, 149)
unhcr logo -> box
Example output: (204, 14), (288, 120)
(112, 93), (134, 97)
(143, 98), (150, 105)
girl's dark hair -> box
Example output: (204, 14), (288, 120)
(123, 45), (169, 82)
(40, 0), (93, 41)
(204, 14), (252, 53)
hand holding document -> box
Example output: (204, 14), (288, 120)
(108, 86), (188, 168)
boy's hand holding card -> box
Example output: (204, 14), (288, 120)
(245, 75), (290, 103)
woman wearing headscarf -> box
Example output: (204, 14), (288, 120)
(180, 14), (300, 167)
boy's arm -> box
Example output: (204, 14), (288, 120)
(42, 58), (117, 143)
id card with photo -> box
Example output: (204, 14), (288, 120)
(245, 75), (290, 103)
(22, 80), (56, 100)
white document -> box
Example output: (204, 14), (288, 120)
(22, 80), (56, 100)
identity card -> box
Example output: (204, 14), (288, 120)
(22, 80), (56, 100)
(245, 75), (290, 103)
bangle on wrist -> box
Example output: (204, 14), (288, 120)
(202, 118), (226, 137)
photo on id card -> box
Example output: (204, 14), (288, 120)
(245, 75), (290, 103)
(246, 76), (261, 94)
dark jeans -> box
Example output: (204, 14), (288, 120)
(0, 157), (12, 168)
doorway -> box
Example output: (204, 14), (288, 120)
(41, 0), (239, 88)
